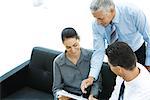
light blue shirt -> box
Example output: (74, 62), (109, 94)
(89, 3), (150, 80)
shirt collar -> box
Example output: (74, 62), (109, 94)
(58, 48), (91, 66)
(125, 63), (146, 86)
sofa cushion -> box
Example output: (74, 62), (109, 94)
(28, 47), (61, 93)
(4, 87), (53, 100)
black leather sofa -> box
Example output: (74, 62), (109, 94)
(1, 47), (61, 100)
(1, 47), (116, 100)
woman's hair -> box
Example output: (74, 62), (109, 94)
(61, 27), (80, 42)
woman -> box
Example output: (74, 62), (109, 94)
(52, 27), (101, 100)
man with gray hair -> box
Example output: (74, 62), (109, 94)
(81, 0), (150, 98)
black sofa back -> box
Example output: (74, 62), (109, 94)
(29, 47), (116, 99)
(28, 47), (61, 93)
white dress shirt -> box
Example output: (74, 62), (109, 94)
(109, 63), (150, 100)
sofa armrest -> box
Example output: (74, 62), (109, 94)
(1, 60), (30, 98)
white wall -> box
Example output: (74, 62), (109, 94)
(0, 0), (93, 76)
(0, 0), (150, 76)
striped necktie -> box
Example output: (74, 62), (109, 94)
(118, 81), (125, 100)
(110, 22), (118, 44)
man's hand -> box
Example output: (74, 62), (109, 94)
(58, 95), (71, 100)
(88, 94), (98, 100)
(80, 76), (94, 94)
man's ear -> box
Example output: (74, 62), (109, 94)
(117, 66), (124, 75)
(110, 7), (115, 17)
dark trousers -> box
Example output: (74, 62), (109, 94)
(134, 42), (146, 66)
(99, 63), (116, 100)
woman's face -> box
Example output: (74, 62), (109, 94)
(63, 38), (80, 56)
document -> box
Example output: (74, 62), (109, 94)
(57, 90), (87, 100)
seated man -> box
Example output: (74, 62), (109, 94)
(106, 42), (150, 100)
(52, 27), (101, 100)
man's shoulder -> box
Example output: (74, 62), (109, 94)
(116, 1), (141, 14)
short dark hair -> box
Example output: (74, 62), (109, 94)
(106, 42), (137, 70)
(61, 27), (80, 42)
